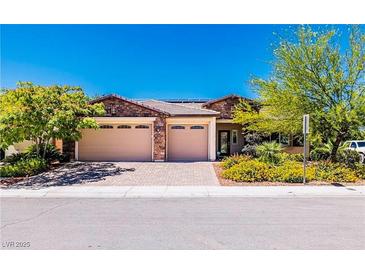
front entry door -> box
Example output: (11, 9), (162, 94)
(218, 130), (230, 157)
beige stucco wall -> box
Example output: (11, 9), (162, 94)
(5, 140), (34, 157)
(216, 123), (244, 154)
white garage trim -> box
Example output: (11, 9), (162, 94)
(216, 119), (234, 123)
(93, 117), (157, 124)
(76, 117), (156, 161)
(166, 117), (216, 161)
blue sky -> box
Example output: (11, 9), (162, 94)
(0, 24), (355, 99)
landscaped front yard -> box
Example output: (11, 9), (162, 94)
(213, 143), (365, 186)
(213, 162), (365, 186)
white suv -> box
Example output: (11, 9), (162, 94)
(343, 140), (365, 163)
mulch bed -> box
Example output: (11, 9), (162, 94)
(0, 162), (64, 188)
(213, 162), (365, 186)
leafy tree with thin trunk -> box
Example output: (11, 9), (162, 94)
(234, 26), (365, 160)
(0, 82), (105, 159)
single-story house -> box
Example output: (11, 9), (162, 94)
(61, 94), (255, 162)
(1, 93), (303, 162)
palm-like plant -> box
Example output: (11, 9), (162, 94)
(256, 141), (282, 164)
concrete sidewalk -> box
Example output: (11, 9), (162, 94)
(1, 185), (365, 198)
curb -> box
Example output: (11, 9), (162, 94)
(1, 186), (365, 198)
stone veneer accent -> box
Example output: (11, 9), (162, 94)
(204, 97), (241, 119)
(63, 97), (168, 161)
(97, 97), (168, 161)
(62, 139), (75, 161)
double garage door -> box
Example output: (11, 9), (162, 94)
(78, 123), (208, 161)
(78, 124), (152, 161)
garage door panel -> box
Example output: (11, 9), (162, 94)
(78, 126), (152, 161)
(168, 124), (208, 161)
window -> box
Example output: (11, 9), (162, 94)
(357, 141), (365, 148)
(351, 142), (357, 149)
(135, 125), (149, 129)
(100, 125), (113, 129)
(117, 125), (131, 129)
(171, 125), (185, 129)
(279, 134), (289, 145)
(232, 130), (238, 144)
(190, 125), (204, 129)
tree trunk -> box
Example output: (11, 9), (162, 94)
(35, 138), (40, 157)
(330, 134), (343, 161)
(42, 138), (50, 159)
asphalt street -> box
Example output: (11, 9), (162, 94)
(1, 197), (364, 249)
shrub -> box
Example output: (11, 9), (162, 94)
(241, 145), (257, 157)
(241, 133), (263, 157)
(353, 163), (365, 180)
(273, 161), (315, 183)
(279, 153), (304, 163)
(0, 157), (48, 177)
(222, 158), (362, 183)
(336, 149), (361, 168)
(221, 154), (251, 169)
(3, 152), (28, 164)
(256, 142), (282, 164)
(4, 144), (65, 164)
(222, 159), (273, 182)
(313, 161), (358, 182)
(25, 144), (65, 163)
(310, 147), (331, 161)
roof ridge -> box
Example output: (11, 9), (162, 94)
(202, 93), (252, 106)
(89, 94), (170, 115)
(145, 99), (219, 114)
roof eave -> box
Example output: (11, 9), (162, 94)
(89, 94), (170, 116)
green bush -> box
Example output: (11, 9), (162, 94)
(241, 133), (263, 157)
(0, 157), (48, 177)
(336, 149), (361, 168)
(221, 154), (251, 169)
(310, 147), (331, 161)
(222, 159), (309, 183)
(279, 153), (304, 163)
(222, 159), (273, 182)
(4, 144), (65, 164)
(3, 152), (28, 164)
(353, 163), (365, 180)
(273, 161), (315, 183)
(221, 156), (362, 183)
(256, 142), (282, 164)
(25, 144), (65, 163)
(313, 161), (358, 182)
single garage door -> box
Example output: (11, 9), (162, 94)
(78, 124), (152, 161)
(168, 124), (208, 161)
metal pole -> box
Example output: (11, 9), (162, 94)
(303, 131), (306, 184)
(303, 114), (309, 184)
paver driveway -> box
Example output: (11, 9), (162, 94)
(7, 162), (219, 188)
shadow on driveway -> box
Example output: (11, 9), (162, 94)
(4, 162), (135, 189)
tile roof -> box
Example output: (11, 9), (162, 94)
(140, 100), (220, 116)
(89, 94), (170, 115)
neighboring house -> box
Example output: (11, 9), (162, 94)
(62, 94), (252, 162)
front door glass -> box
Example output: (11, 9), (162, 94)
(219, 131), (230, 155)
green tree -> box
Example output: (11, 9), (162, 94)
(234, 26), (365, 160)
(0, 82), (105, 158)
